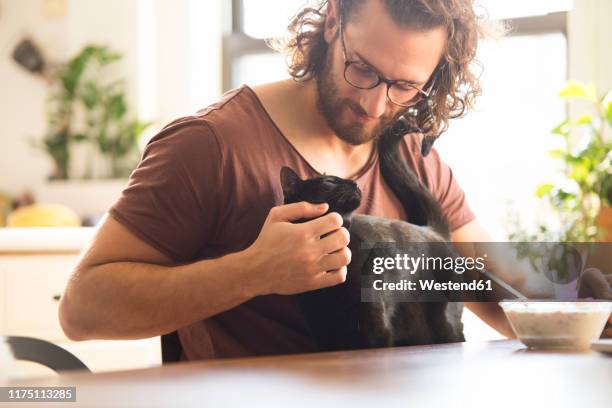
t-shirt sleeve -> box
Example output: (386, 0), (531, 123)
(421, 146), (476, 232)
(108, 119), (224, 261)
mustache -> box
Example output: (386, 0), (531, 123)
(342, 99), (367, 117)
(340, 98), (395, 126)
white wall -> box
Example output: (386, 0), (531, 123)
(568, 0), (612, 94)
(0, 0), (67, 194)
(567, 0), (612, 121)
(0, 0), (222, 198)
(143, 0), (222, 127)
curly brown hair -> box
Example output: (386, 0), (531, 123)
(272, 0), (486, 138)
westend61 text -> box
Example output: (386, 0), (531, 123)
(372, 279), (493, 292)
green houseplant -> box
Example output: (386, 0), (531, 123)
(37, 45), (150, 179)
(508, 81), (612, 243)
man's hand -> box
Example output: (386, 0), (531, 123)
(578, 267), (612, 300)
(244, 202), (351, 296)
(577, 267), (612, 338)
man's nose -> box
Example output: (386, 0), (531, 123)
(359, 83), (388, 119)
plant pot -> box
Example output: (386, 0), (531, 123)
(596, 207), (612, 242)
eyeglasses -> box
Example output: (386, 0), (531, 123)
(338, 16), (436, 108)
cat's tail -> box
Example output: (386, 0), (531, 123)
(377, 115), (450, 238)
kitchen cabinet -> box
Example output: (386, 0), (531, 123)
(0, 228), (161, 375)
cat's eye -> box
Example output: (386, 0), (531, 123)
(321, 183), (335, 193)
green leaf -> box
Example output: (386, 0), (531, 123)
(605, 100), (612, 127)
(559, 81), (597, 102)
(72, 133), (88, 142)
(582, 142), (607, 163)
(132, 120), (152, 137)
(563, 153), (582, 164)
(555, 189), (575, 203)
(569, 161), (589, 183)
(92, 47), (122, 66)
(601, 173), (612, 205)
(573, 114), (593, 126)
(536, 183), (554, 198)
(551, 120), (569, 136)
(107, 94), (127, 119)
(548, 149), (566, 159)
(80, 81), (99, 109)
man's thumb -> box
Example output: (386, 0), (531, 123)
(272, 201), (328, 222)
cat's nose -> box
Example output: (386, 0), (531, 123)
(347, 194), (361, 210)
(352, 189), (362, 204)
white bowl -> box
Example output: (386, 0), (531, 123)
(499, 301), (612, 350)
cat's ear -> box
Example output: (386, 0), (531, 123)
(421, 136), (436, 156)
(280, 166), (302, 196)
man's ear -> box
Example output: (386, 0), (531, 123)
(280, 166), (302, 197)
(323, 0), (339, 44)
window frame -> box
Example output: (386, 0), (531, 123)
(222, 1), (568, 92)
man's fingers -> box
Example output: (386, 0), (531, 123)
(314, 266), (348, 288)
(578, 268), (612, 299)
(318, 227), (350, 254)
(306, 212), (344, 237)
(318, 247), (352, 271)
(269, 202), (328, 222)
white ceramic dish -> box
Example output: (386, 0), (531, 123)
(499, 301), (612, 350)
(591, 339), (612, 354)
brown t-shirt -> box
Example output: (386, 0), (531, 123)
(109, 85), (475, 361)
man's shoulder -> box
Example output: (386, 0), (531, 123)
(193, 85), (257, 120)
(152, 85), (273, 151)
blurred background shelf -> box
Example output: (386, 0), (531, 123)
(0, 227), (95, 252)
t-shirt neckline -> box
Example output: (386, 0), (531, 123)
(242, 84), (377, 182)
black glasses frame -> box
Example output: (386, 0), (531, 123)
(338, 15), (438, 108)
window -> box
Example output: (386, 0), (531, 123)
(437, 9), (570, 240)
(476, 0), (572, 20)
(223, 0), (306, 90)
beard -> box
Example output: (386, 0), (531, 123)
(314, 48), (400, 146)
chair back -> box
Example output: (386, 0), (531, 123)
(4, 336), (90, 373)
(160, 331), (182, 363)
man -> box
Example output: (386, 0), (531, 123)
(57, 0), (607, 361)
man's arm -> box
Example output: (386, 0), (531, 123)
(453, 219), (612, 339)
(59, 202), (351, 341)
(451, 219), (516, 338)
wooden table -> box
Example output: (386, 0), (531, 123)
(3, 340), (611, 407)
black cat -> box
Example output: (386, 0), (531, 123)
(280, 116), (465, 351)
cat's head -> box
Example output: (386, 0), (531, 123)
(280, 166), (362, 227)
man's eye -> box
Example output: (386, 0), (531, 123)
(396, 82), (417, 92)
(353, 63), (373, 74)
